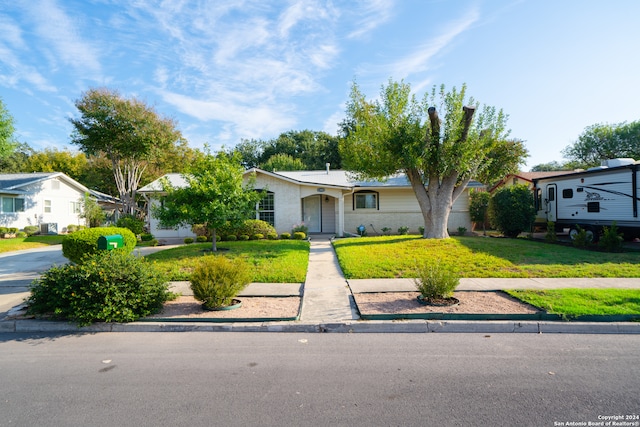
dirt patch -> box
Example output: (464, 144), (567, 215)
(147, 296), (301, 320)
(354, 291), (541, 315)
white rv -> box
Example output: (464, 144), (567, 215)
(532, 159), (640, 240)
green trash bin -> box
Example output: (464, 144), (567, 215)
(97, 234), (124, 250)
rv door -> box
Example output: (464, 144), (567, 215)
(546, 184), (557, 222)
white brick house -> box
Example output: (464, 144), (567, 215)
(139, 168), (481, 238)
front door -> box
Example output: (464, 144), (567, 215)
(303, 196), (321, 233)
(546, 184), (557, 222)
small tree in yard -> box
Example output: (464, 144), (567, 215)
(79, 192), (105, 227)
(340, 79), (527, 238)
(489, 184), (536, 237)
(469, 190), (490, 235)
(152, 150), (262, 252)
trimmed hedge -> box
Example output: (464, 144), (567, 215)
(62, 227), (137, 264)
(219, 219), (276, 239)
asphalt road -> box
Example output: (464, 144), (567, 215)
(1, 332), (638, 427)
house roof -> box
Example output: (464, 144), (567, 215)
(489, 170), (578, 192)
(0, 172), (90, 195)
(140, 169), (484, 193)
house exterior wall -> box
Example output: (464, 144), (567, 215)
(146, 198), (196, 239)
(344, 187), (472, 235)
(251, 173), (303, 233)
(0, 177), (84, 233)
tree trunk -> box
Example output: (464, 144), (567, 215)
(211, 228), (217, 252)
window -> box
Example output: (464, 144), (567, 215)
(257, 191), (275, 226)
(70, 201), (81, 214)
(562, 189), (573, 199)
(1, 197), (25, 213)
(354, 191), (378, 210)
(548, 187), (555, 202)
(44, 200), (52, 213)
(587, 202), (600, 213)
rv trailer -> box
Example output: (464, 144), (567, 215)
(532, 158), (640, 241)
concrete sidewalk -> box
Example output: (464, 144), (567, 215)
(1, 237), (640, 334)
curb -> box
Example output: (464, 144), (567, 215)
(2, 318), (639, 334)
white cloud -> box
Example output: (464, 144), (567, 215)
(389, 7), (479, 79)
(347, 0), (395, 39)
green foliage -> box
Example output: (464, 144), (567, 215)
(340, 79), (522, 239)
(190, 256), (251, 309)
(457, 227), (467, 236)
(506, 289), (640, 317)
(67, 224), (79, 233)
(219, 219), (276, 239)
(292, 231), (306, 240)
(62, 227), (136, 264)
(79, 192), (106, 227)
(280, 232), (291, 240)
(153, 150), (262, 251)
(382, 227), (392, 236)
(140, 233), (154, 241)
(562, 121), (640, 168)
(413, 261), (460, 300)
(0, 97), (17, 159)
(225, 234), (237, 241)
(116, 214), (145, 235)
(184, 237), (194, 244)
(292, 223), (308, 235)
(232, 130), (342, 170)
(267, 232), (278, 240)
(397, 226), (409, 235)
(27, 250), (170, 326)
(196, 235), (207, 242)
(250, 233), (264, 240)
(24, 148), (88, 181)
(599, 222), (624, 252)
(16, 231), (26, 238)
(545, 221), (557, 243)
(0, 227), (7, 234)
(571, 226), (592, 249)
(489, 184), (536, 238)
(469, 190), (490, 227)
(261, 153), (305, 172)
(70, 87), (183, 215)
(239, 234), (250, 241)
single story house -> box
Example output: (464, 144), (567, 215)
(489, 171), (576, 193)
(0, 172), (109, 234)
(139, 168), (482, 239)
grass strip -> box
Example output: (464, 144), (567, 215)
(0, 235), (65, 253)
(505, 288), (640, 317)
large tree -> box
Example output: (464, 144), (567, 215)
(341, 80), (526, 238)
(233, 130), (342, 170)
(152, 151), (262, 251)
(25, 148), (88, 180)
(562, 121), (640, 167)
(0, 97), (18, 160)
(69, 88), (183, 215)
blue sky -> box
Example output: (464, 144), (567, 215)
(1, 0), (639, 170)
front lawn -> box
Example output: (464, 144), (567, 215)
(506, 289), (640, 318)
(145, 240), (310, 283)
(0, 235), (65, 253)
(333, 236), (640, 279)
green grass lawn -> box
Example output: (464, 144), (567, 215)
(0, 235), (65, 253)
(505, 289), (640, 317)
(333, 235), (640, 279)
(145, 240), (310, 283)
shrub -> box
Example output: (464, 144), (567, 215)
(191, 224), (211, 240)
(382, 227), (392, 236)
(238, 234), (250, 241)
(140, 233), (154, 242)
(8, 227), (17, 234)
(267, 232), (278, 240)
(23, 225), (39, 236)
(184, 237), (194, 244)
(457, 227), (467, 236)
(413, 261), (460, 300)
(225, 234), (237, 241)
(0, 227), (7, 234)
(219, 219), (275, 240)
(292, 223), (308, 235)
(149, 239), (159, 246)
(196, 235), (208, 243)
(469, 190), (490, 233)
(571, 226), (592, 249)
(116, 215), (145, 235)
(16, 231), (27, 238)
(417, 227), (424, 236)
(293, 231), (306, 240)
(545, 221), (557, 243)
(599, 222), (624, 252)
(397, 226), (409, 235)
(62, 227), (137, 264)
(27, 250), (170, 326)
(250, 233), (264, 240)
(489, 184), (536, 238)
(280, 232), (291, 240)
(190, 256), (251, 309)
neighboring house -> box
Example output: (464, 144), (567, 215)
(139, 168), (482, 238)
(489, 171), (576, 193)
(0, 172), (106, 234)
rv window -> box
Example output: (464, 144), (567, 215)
(587, 202), (600, 213)
(562, 189), (573, 199)
(548, 188), (555, 201)
(577, 188), (584, 193)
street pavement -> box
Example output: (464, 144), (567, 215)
(1, 237), (640, 333)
